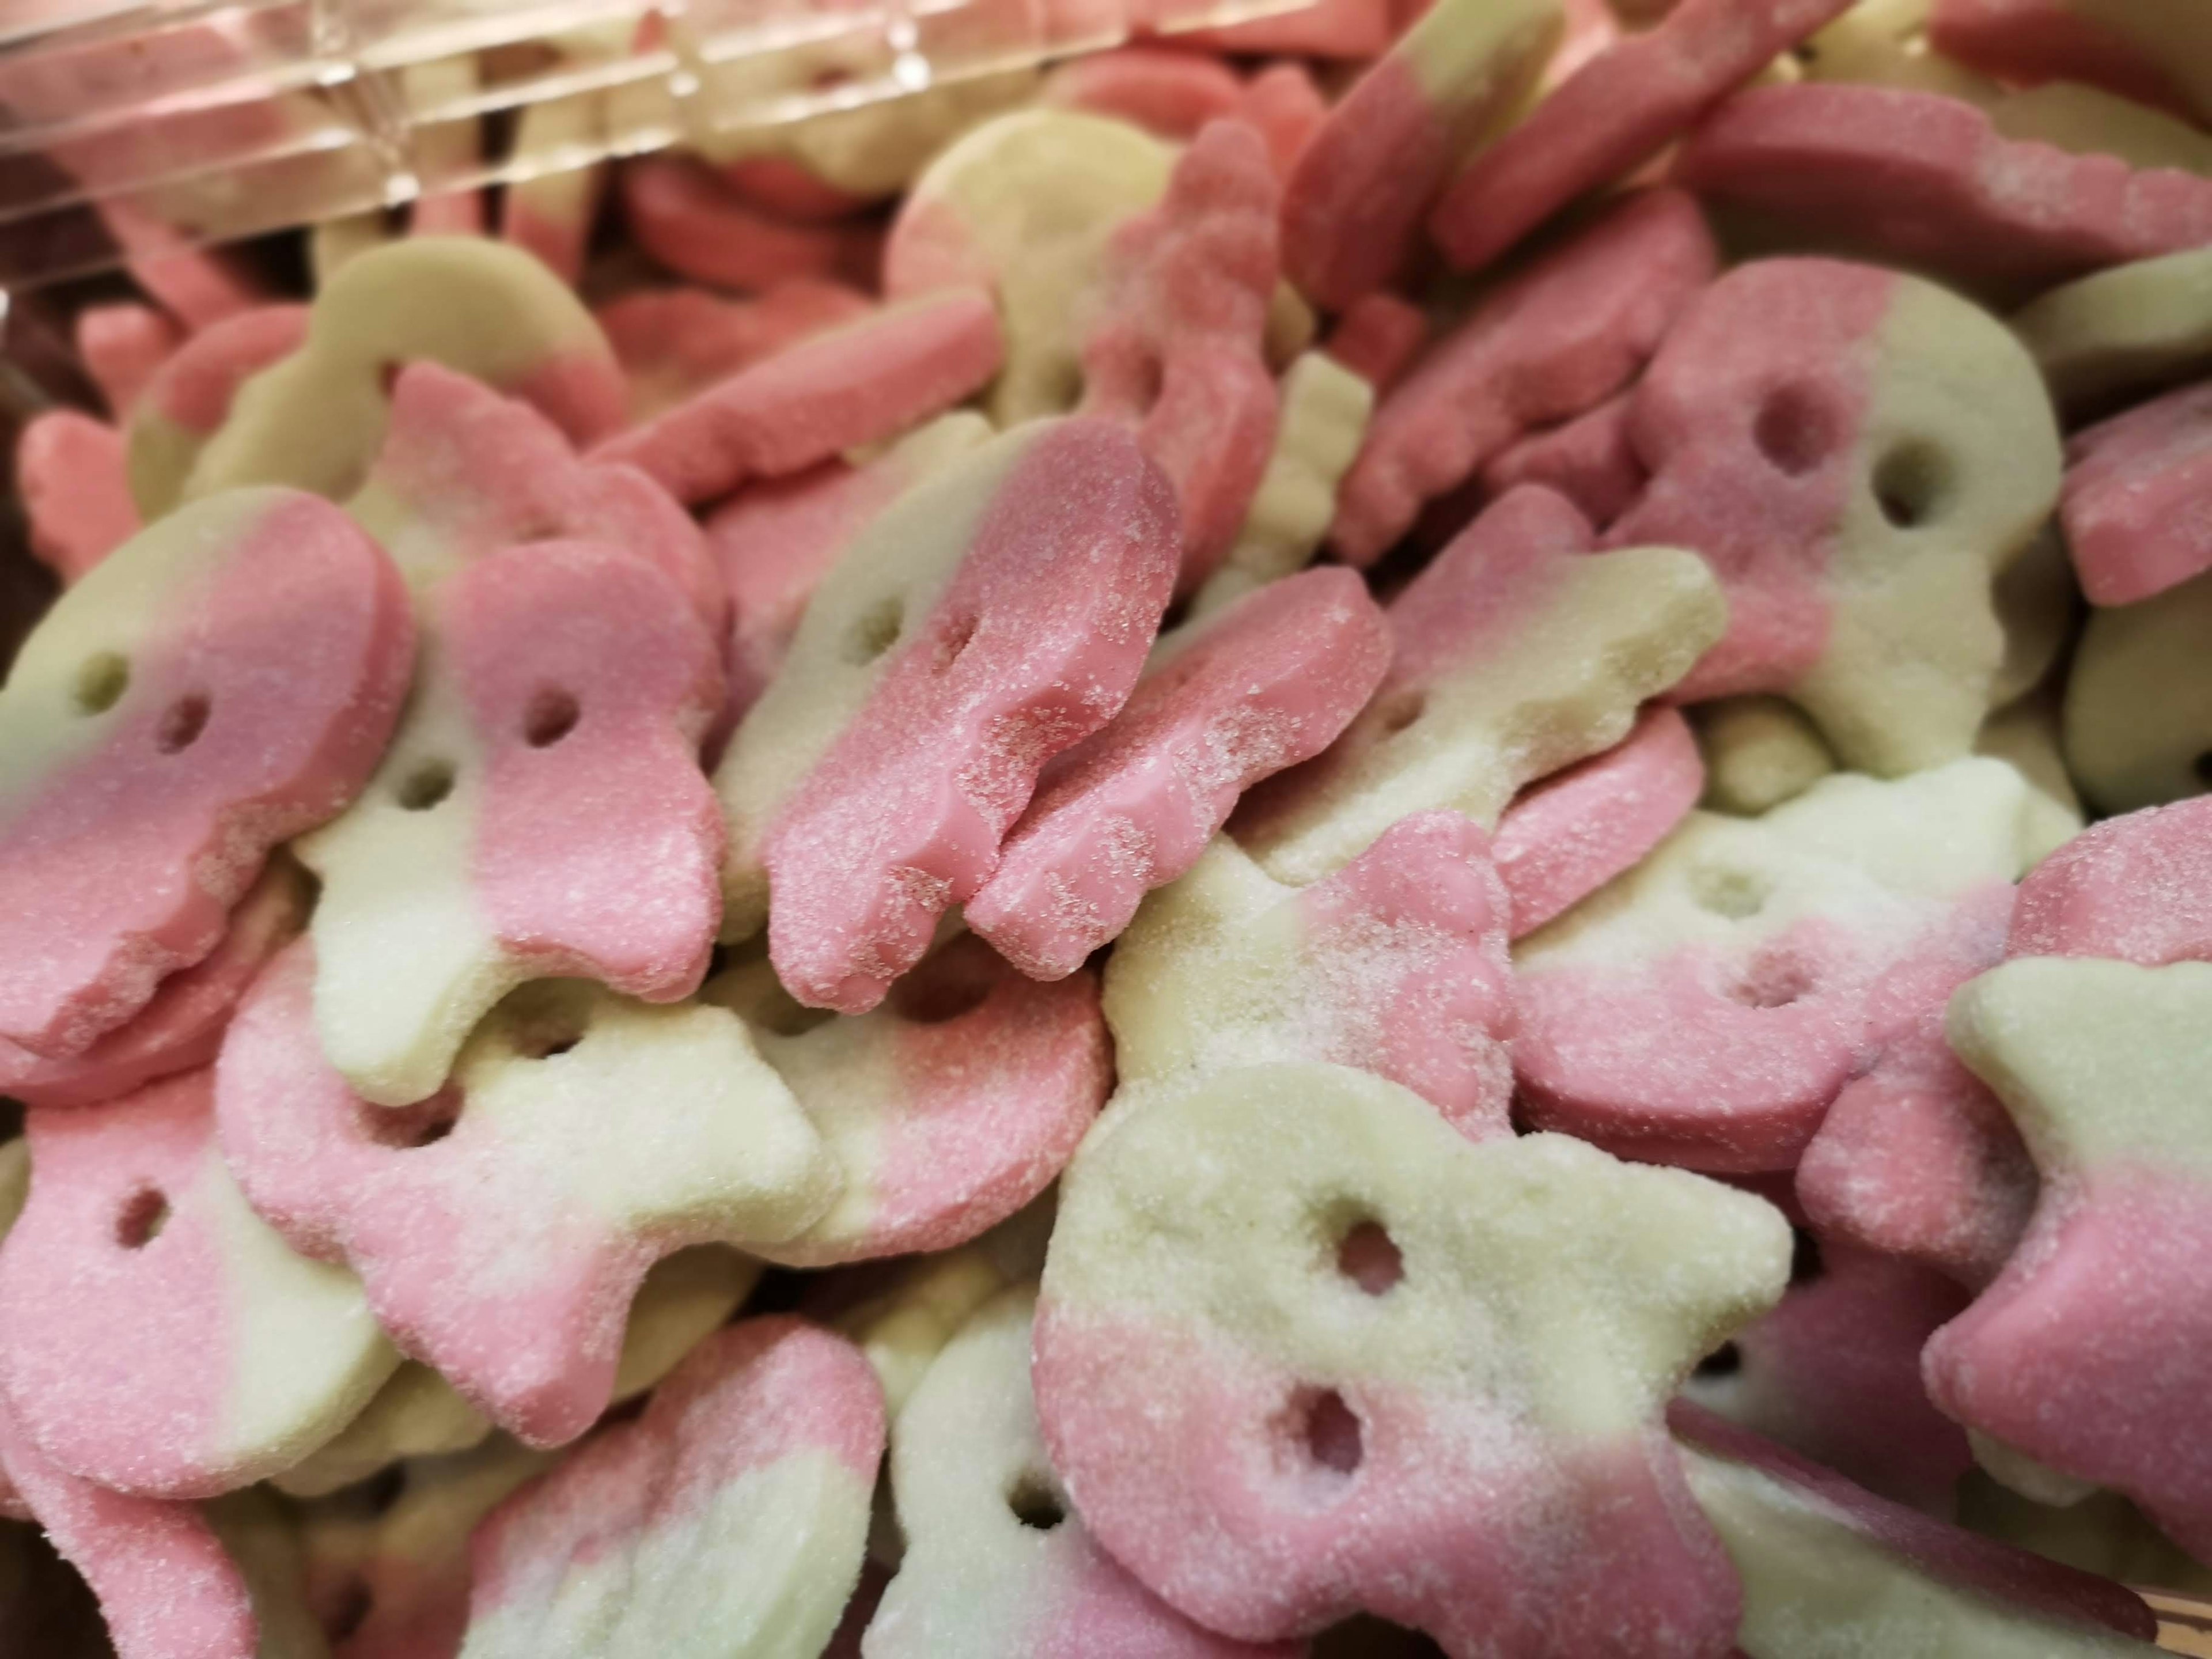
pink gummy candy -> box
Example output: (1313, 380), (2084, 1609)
(0, 860), (308, 1112)
(1080, 120), (1282, 593)
(1236, 63), (1330, 181)
(462, 1319), (884, 1652)
(16, 411), (139, 583)
(1929, 0), (2202, 124)
(715, 157), (872, 221)
(0, 1399), (259, 1659)
(1796, 887), (2036, 1287)
(1041, 48), (1248, 140)
(619, 156), (880, 293)
(136, 304), (312, 452)
(0, 488), (412, 1060)
(1491, 704), (1704, 938)
(595, 282), (873, 423)
(2006, 795), (2212, 967)
(1330, 188), (1717, 566)
(1427, 0), (1855, 273)
(2061, 379), (2212, 607)
(1681, 1237), (1974, 1512)
(75, 303), (184, 416)
(591, 290), (1005, 507)
(1673, 84), (2212, 290)
(1479, 391), (1645, 529)
(967, 568), (1392, 981)
(763, 418), (1180, 1013)
(1670, 1403), (2162, 1643)
(1324, 291), (1430, 393)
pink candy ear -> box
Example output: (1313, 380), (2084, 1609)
(2006, 796), (2212, 965)
(0, 487), (412, 1061)
(1674, 84), (2212, 290)
(1426, 0), (1855, 274)
(1330, 189), (1717, 567)
(590, 290), (1005, 507)
(16, 411), (139, 584)
(758, 418), (1180, 1014)
(2061, 380), (2212, 607)
(461, 1318), (884, 1658)
(1493, 705), (1704, 938)
(1080, 120), (1283, 592)
(123, 304), (311, 517)
(619, 156), (880, 294)
(594, 282), (872, 423)
(968, 568), (1392, 981)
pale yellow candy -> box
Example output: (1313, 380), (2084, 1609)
(1242, 544), (1726, 885)
(1989, 82), (2212, 175)
(1798, 0), (1999, 99)
(831, 1247), (1018, 1421)
(1694, 698), (1838, 817)
(2013, 249), (2212, 415)
(1968, 1431), (2104, 1509)
(894, 110), (1176, 427)
(1976, 692), (2083, 865)
(1958, 1474), (2212, 1597)
(1990, 524), (2078, 711)
(0, 1138), (26, 1237)
(1681, 1448), (2154, 1657)
(203, 1486), (334, 1659)
(2064, 565), (2212, 812)
(696, 70), (1040, 198)
(172, 238), (616, 512)
(310, 212), (393, 286)
(2033, 0), (2212, 124)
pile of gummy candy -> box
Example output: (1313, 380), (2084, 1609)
(5, 0), (2212, 1652)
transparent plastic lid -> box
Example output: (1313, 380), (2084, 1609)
(0, 0), (1302, 293)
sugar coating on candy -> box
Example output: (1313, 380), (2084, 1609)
(1036, 1060), (1790, 1653)
(215, 941), (836, 1448)
(0, 487), (411, 1060)
(1491, 705), (1705, 938)
(589, 290), (1003, 509)
(1673, 1406), (2162, 1656)
(596, 282), (873, 423)
(1607, 257), (2061, 777)
(1234, 63), (1330, 182)
(968, 569), (1391, 980)
(1427, 0), (1855, 273)
(1279, 0), (1564, 308)
(2061, 380), (2212, 607)
(460, 1318), (884, 1659)
(1515, 760), (2043, 1172)
(1480, 392), (1645, 530)
(1928, 0), (2212, 125)
(619, 156), (880, 295)
(77, 302), (184, 418)
(0, 859), (309, 1112)
(2013, 248), (2212, 416)
(1040, 48), (1247, 140)
(2008, 796), (2212, 967)
(728, 419), (1178, 1012)
(703, 937), (1109, 1266)
(2063, 563), (2212, 813)
(0, 1069), (401, 1497)
(1694, 697), (1838, 817)
(1078, 120), (1283, 592)
(1680, 1238), (1974, 1510)
(181, 238), (626, 507)
(1323, 293), (1429, 395)
(124, 304), (310, 520)
(16, 411), (140, 585)
(1243, 484), (1725, 885)
(868, 1285), (1296, 1659)
(1795, 885), (2037, 1286)
(1931, 956), (2212, 1558)
(886, 110), (1175, 426)
(1107, 814), (1515, 1141)
(1330, 189), (1718, 566)
(709, 415), (994, 721)
(1672, 84), (2212, 290)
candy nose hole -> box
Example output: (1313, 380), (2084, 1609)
(1335, 1219), (1403, 1296)
(1873, 440), (1951, 529)
(396, 760), (456, 811)
(115, 1185), (169, 1249)
(1302, 1389), (1364, 1475)
(74, 652), (130, 715)
(156, 693), (211, 753)
(1753, 384), (1836, 477)
(1007, 1474), (1066, 1531)
(524, 688), (579, 748)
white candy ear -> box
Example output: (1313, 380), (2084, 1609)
(2066, 566), (2212, 813)
(2012, 247), (2212, 417)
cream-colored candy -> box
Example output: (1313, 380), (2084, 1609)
(2065, 565), (2212, 812)
(1693, 697), (1838, 817)
(831, 1248), (1021, 1422)
(1976, 693), (2084, 865)
(2013, 248), (2212, 415)
(698, 70), (1040, 198)
(1798, 0), (1998, 99)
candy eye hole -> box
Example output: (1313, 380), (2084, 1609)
(396, 760), (456, 812)
(523, 688), (580, 749)
(74, 652), (131, 715)
(1006, 1474), (1066, 1531)
(847, 596), (904, 666)
(1753, 384), (1835, 477)
(1690, 864), (1768, 920)
(1872, 439), (1952, 529)
(1297, 1387), (1365, 1476)
(1335, 1218), (1404, 1296)
(115, 1185), (169, 1249)
(156, 693), (211, 754)
(1728, 946), (1816, 1010)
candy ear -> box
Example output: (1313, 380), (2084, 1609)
(0, 487), (411, 1061)
(0, 1070), (402, 1498)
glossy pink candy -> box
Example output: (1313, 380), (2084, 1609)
(619, 156), (880, 293)
(0, 489), (411, 1060)
(967, 568), (1392, 980)
(0, 861), (307, 1112)
(1330, 188), (1717, 566)
(16, 411), (138, 582)
(1426, 0), (1855, 272)
(2061, 380), (2212, 607)
(591, 290), (1005, 507)
(462, 1319), (884, 1655)
(763, 419), (1180, 1013)
(595, 282), (873, 423)
(1479, 392), (1644, 530)
(1080, 120), (1282, 593)
(1673, 84), (2212, 290)
(1491, 704), (1703, 938)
